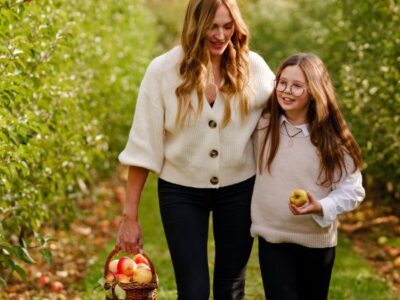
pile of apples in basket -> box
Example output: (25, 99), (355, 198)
(105, 254), (153, 284)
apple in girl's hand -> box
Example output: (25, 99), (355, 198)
(117, 257), (137, 276)
(115, 273), (131, 283)
(133, 254), (149, 266)
(109, 259), (119, 273)
(289, 189), (308, 207)
(134, 265), (152, 284)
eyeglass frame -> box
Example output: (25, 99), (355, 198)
(274, 79), (307, 97)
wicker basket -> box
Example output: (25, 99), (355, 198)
(104, 247), (158, 300)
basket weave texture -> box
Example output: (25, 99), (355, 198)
(104, 247), (158, 300)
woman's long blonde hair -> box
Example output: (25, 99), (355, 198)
(176, 0), (250, 128)
(258, 53), (363, 186)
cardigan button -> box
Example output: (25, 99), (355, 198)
(209, 149), (218, 158)
(208, 120), (217, 128)
(210, 176), (219, 185)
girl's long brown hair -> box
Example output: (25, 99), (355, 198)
(258, 53), (363, 186)
(176, 0), (250, 128)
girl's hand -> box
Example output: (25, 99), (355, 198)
(116, 216), (143, 254)
(289, 192), (323, 216)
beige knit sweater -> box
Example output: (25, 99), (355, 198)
(251, 115), (339, 248)
(119, 46), (275, 188)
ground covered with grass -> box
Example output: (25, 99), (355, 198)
(1, 167), (399, 299)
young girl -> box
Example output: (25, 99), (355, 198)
(251, 53), (365, 300)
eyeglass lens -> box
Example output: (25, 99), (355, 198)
(276, 80), (305, 97)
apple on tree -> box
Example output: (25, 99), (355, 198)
(289, 189), (308, 207)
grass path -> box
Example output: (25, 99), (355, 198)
(81, 174), (399, 299)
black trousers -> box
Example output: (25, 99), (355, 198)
(157, 176), (255, 300)
(258, 238), (335, 300)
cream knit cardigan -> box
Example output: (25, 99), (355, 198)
(119, 46), (275, 188)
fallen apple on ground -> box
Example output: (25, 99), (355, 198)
(289, 189), (308, 207)
(51, 281), (64, 292)
(38, 275), (50, 286)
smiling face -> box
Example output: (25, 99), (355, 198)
(205, 4), (235, 60)
(277, 65), (310, 125)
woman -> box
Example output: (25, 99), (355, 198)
(117, 0), (274, 299)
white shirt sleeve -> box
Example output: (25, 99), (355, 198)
(312, 169), (366, 228)
(118, 58), (165, 174)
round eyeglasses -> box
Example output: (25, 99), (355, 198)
(275, 80), (306, 97)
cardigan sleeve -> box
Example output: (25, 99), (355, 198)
(118, 58), (165, 174)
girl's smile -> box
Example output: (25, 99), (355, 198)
(277, 65), (309, 125)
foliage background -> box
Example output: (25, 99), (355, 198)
(0, 0), (155, 284)
(0, 0), (399, 293)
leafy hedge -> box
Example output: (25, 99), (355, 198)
(0, 0), (156, 284)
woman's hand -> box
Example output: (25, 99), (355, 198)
(289, 192), (323, 216)
(116, 216), (143, 254)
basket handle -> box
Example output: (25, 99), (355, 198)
(104, 246), (157, 278)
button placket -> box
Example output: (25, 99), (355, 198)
(206, 111), (220, 187)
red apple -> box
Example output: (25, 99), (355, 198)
(133, 254), (149, 266)
(116, 273), (131, 283)
(51, 281), (64, 292)
(117, 256), (137, 276)
(134, 267), (152, 284)
(137, 263), (151, 270)
(109, 259), (119, 273)
(38, 275), (50, 286)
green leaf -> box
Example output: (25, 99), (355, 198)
(105, 288), (113, 298)
(0, 277), (6, 288)
(13, 264), (26, 281)
(114, 284), (126, 300)
(21, 237), (27, 249)
(97, 277), (105, 287)
(21, 248), (36, 264)
(39, 248), (52, 265)
(33, 231), (45, 245)
(44, 236), (57, 244)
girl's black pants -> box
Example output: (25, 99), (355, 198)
(258, 238), (336, 300)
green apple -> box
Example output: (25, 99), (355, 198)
(289, 189), (308, 207)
